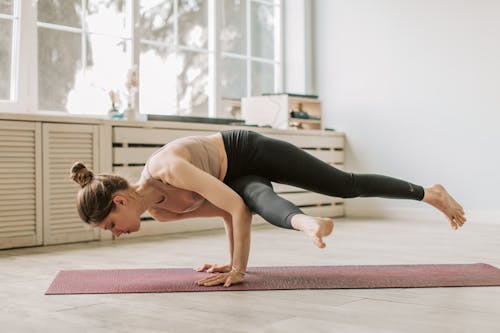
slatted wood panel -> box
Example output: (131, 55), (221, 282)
(112, 126), (344, 237)
(43, 123), (100, 245)
(0, 121), (42, 249)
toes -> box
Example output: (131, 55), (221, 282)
(455, 214), (466, 226)
(459, 212), (467, 223)
(451, 215), (466, 229)
(313, 236), (325, 248)
(448, 216), (458, 230)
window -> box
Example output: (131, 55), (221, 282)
(0, 0), (19, 101)
(37, 0), (133, 113)
(139, 0), (210, 116)
(1, 0), (282, 118)
(220, 0), (281, 118)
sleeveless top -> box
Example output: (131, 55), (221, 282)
(140, 135), (221, 214)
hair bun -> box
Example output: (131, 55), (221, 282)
(70, 162), (94, 188)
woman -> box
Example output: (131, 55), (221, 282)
(70, 129), (466, 288)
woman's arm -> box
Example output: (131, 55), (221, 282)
(223, 215), (234, 265)
(148, 199), (227, 222)
(161, 158), (253, 286)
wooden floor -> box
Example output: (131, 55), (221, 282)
(1, 217), (500, 333)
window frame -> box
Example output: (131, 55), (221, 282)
(0, 0), (283, 117)
(0, 0), (36, 113)
(219, 0), (282, 105)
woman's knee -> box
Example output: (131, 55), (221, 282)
(228, 175), (274, 209)
(229, 175), (273, 193)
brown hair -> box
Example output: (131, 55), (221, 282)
(70, 162), (129, 224)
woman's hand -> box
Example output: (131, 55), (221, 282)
(196, 269), (245, 287)
(194, 263), (232, 273)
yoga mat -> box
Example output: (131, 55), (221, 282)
(45, 263), (500, 295)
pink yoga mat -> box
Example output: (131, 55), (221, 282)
(45, 263), (500, 295)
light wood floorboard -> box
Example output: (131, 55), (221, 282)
(1, 217), (499, 333)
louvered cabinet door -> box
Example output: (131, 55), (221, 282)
(42, 123), (100, 245)
(0, 121), (42, 249)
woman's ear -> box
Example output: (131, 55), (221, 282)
(112, 195), (128, 207)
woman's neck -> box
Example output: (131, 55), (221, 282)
(131, 182), (164, 213)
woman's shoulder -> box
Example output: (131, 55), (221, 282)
(147, 144), (190, 179)
(147, 133), (220, 180)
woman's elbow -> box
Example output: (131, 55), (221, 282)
(231, 204), (252, 221)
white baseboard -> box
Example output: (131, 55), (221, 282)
(346, 207), (500, 224)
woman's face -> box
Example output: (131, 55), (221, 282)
(95, 196), (141, 237)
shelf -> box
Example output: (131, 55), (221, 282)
(289, 96), (321, 104)
(242, 95), (323, 130)
(290, 118), (321, 124)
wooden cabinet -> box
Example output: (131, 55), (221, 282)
(42, 123), (101, 245)
(0, 121), (42, 249)
(0, 120), (102, 249)
(0, 114), (344, 248)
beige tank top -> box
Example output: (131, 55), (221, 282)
(140, 136), (221, 214)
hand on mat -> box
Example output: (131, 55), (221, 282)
(194, 263), (232, 273)
(196, 270), (245, 288)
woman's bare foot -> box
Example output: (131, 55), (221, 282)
(291, 214), (334, 248)
(422, 184), (466, 230)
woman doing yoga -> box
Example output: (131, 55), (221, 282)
(70, 129), (466, 287)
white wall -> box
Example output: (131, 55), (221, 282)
(284, 0), (314, 94)
(314, 0), (500, 222)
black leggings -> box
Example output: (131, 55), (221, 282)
(221, 130), (424, 230)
